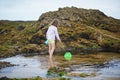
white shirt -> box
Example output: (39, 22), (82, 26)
(46, 25), (60, 40)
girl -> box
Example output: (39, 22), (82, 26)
(46, 19), (62, 68)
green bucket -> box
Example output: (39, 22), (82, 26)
(64, 52), (72, 61)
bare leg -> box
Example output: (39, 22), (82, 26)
(48, 43), (55, 68)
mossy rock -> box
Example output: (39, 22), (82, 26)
(20, 44), (41, 53)
(47, 67), (67, 77)
(79, 73), (89, 77)
(67, 72), (96, 78)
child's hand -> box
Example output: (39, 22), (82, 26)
(57, 40), (65, 49)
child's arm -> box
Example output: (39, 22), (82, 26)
(54, 27), (61, 41)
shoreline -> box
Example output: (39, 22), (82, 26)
(0, 52), (120, 80)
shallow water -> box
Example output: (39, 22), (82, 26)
(67, 59), (120, 80)
(0, 55), (49, 78)
(0, 52), (120, 80)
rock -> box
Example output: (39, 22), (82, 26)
(17, 25), (25, 31)
(0, 62), (16, 69)
(38, 7), (120, 33)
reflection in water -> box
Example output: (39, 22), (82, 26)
(99, 59), (120, 77)
(0, 55), (48, 78)
(68, 59), (120, 80)
(0, 52), (120, 80)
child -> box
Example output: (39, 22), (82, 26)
(46, 19), (62, 68)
